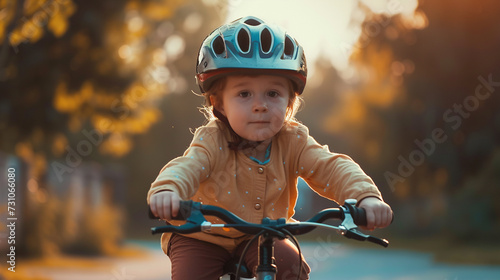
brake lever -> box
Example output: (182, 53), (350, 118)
(339, 199), (365, 235)
(339, 199), (389, 248)
(340, 227), (389, 247)
(367, 235), (389, 247)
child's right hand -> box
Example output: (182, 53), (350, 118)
(149, 191), (181, 220)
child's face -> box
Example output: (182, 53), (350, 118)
(217, 75), (290, 142)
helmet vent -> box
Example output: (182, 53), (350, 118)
(213, 35), (225, 55)
(237, 28), (250, 53)
(260, 28), (272, 53)
(283, 35), (294, 58)
(244, 18), (261, 26)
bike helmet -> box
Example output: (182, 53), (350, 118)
(196, 16), (307, 94)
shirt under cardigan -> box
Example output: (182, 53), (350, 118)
(147, 119), (382, 253)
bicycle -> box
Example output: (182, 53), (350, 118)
(149, 199), (390, 280)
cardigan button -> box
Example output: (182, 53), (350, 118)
(258, 167), (264, 174)
(254, 203), (262, 210)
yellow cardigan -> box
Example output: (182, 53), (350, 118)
(148, 119), (382, 253)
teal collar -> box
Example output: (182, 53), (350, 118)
(249, 143), (271, 165)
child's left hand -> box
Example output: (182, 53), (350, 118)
(358, 197), (393, 230)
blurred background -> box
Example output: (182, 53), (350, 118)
(0, 0), (499, 279)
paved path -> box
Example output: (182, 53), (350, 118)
(19, 241), (500, 280)
(301, 242), (500, 280)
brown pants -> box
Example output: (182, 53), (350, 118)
(167, 234), (310, 280)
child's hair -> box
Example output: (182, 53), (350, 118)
(199, 75), (303, 150)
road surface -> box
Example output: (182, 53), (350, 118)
(19, 241), (500, 280)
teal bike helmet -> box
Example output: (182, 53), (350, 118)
(196, 16), (307, 94)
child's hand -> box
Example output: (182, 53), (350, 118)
(358, 197), (393, 230)
(149, 191), (181, 220)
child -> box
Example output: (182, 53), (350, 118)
(148, 16), (392, 280)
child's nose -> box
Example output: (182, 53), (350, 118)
(252, 97), (268, 112)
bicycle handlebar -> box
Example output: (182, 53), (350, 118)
(149, 199), (390, 247)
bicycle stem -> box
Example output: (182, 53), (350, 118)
(256, 233), (277, 279)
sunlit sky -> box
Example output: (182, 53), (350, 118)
(216, 0), (421, 78)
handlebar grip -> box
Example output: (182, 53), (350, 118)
(350, 206), (367, 227)
(174, 200), (193, 220)
(148, 200), (193, 220)
(347, 205), (394, 227)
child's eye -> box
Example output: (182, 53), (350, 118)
(238, 91), (250, 97)
(267, 90), (280, 97)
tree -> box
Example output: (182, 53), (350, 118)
(0, 0), (224, 256)
(316, 0), (500, 238)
